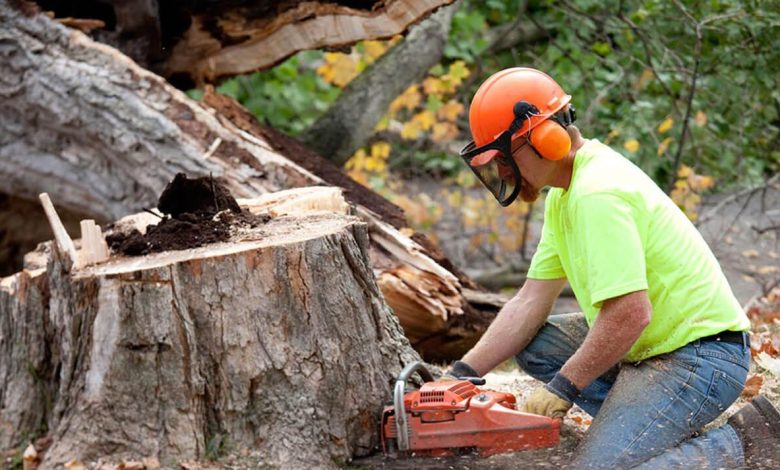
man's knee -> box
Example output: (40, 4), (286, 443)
(515, 312), (587, 372)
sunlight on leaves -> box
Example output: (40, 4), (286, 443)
(657, 117), (674, 134)
(657, 136), (673, 157)
(623, 139), (640, 152)
(670, 164), (715, 220)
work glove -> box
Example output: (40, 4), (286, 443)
(440, 360), (480, 381)
(521, 372), (579, 418)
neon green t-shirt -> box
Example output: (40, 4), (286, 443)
(528, 139), (749, 362)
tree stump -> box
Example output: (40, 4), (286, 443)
(0, 1), (500, 363)
(0, 206), (419, 468)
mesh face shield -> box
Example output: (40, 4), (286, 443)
(459, 132), (523, 207)
(460, 104), (576, 207)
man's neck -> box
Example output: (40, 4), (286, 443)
(549, 127), (584, 191)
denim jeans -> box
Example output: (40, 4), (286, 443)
(515, 312), (750, 469)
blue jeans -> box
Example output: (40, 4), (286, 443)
(516, 312), (749, 469)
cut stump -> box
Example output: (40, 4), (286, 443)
(0, 206), (419, 468)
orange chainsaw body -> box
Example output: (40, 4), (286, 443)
(382, 378), (561, 456)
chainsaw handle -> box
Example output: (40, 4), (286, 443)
(393, 361), (433, 451)
(463, 376), (487, 386)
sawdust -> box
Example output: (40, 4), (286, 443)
(107, 173), (269, 256)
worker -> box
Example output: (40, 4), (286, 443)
(449, 67), (780, 468)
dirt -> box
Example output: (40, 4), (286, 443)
(106, 173), (269, 256)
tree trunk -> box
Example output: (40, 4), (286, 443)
(0, 196), (420, 467)
(302, 0), (461, 166)
(0, 1), (498, 362)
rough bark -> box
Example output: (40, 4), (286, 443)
(0, 201), (420, 467)
(0, 2), (498, 362)
(302, 0), (461, 166)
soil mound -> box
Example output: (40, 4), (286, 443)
(107, 173), (267, 256)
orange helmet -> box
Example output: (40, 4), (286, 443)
(468, 68), (573, 164)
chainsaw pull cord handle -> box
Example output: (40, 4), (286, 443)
(393, 361), (434, 451)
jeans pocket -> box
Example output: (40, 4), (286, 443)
(698, 342), (749, 369)
(689, 369), (746, 431)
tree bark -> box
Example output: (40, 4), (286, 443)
(0, 1), (496, 363)
(0, 198), (420, 467)
(32, 0), (456, 87)
(302, 0), (461, 166)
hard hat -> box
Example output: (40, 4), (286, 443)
(468, 67), (574, 163)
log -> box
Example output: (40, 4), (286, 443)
(0, 2), (498, 362)
(0, 196), (420, 467)
(34, 0), (455, 86)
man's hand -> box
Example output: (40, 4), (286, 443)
(440, 360), (480, 381)
(521, 386), (573, 418)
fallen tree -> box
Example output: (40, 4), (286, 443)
(30, 0), (455, 86)
(0, 185), (420, 467)
(0, 0), (497, 371)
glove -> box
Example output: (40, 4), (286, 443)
(521, 386), (573, 418)
(521, 372), (579, 418)
(440, 360), (480, 381)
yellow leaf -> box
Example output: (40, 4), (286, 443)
(677, 164), (692, 178)
(437, 100), (465, 122)
(657, 137), (673, 156)
(371, 141), (391, 160)
(374, 114), (390, 132)
(423, 77), (445, 96)
(658, 117), (674, 134)
(624, 139), (640, 152)
(365, 156), (386, 173)
(695, 111), (708, 127)
(431, 122), (459, 143)
(447, 60), (470, 82)
(690, 174), (715, 190)
(413, 110), (435, 131)
(345, 148), (367, 171)
(401, 121), (421, 140)
(389, 85), (421, 114)
(317, 52), (359, 87)
(363, 40), (388, 62)
(347, 169), (368, 186)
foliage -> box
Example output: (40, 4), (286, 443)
(194, 0), (780, 251)
(200, 51), (340, 135)
(520, 0), (780, 191)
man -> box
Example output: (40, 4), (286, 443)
(451, 67), (780, 468)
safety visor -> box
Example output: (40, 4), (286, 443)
(459, 131), (524, 207)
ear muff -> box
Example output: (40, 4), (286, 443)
(530, 120), (571, 160)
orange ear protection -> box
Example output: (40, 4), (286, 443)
(512, 101), (576, 161)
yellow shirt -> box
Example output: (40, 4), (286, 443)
(528, 139), (749, 362)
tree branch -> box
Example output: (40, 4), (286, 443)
(302, 1), (461, 166)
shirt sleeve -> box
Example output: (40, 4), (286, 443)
(528, 217), (565, 280)
(571, 193), (648, 307)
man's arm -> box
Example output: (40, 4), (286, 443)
(460, 278), (567, 376)
(560, 289), (652, 390)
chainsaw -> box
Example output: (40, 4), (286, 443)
(381, 361), (561, 457)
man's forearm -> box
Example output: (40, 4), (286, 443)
(461, 279), (565, 376)
(560, 290), (651, 391)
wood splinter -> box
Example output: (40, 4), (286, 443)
(38, 192), (78, 269)
(78, 219), (110, 268)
